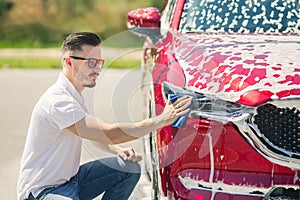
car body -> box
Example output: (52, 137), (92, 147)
(128, 0), (300, 199)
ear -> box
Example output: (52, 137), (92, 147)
(65, 57), (72, 66)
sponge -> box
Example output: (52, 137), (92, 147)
(169, 94), (193, 128)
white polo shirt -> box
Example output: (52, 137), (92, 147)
(17, 73), (88, 200)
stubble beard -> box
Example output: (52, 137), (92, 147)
(83, 82), (96, 88)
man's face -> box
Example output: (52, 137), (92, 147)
(71, 45), (103, 89)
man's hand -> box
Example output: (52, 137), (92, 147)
(161, 95), (192, 126)
(117, 147), (142, 162)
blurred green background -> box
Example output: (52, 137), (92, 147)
(0, 0), (166, 48)
(0, 0), (166, 68)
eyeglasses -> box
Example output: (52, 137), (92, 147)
(69, 56), (105, 68)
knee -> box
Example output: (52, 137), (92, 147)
(116, 157), (141, 173)
(124, 160), (141, 175)
(125, 161), (141, 184)
(125, 161), (141, 183)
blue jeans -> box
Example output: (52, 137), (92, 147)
(29, 157), (141, 200)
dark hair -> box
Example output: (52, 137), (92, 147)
(60, 32), (101, 53)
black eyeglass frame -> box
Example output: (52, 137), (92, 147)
(68, 56), (105, 68)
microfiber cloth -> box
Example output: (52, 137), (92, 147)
(169, 94), (194, 128)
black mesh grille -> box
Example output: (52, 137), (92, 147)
(253, 103), (300, 157)
(264, 186), (299, 200)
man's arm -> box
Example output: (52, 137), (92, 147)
(67, 95), (192, 144)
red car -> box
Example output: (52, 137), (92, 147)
(128, 0), (300, 199)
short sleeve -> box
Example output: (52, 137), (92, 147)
(49, 98), (88, 130)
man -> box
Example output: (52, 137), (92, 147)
(17, 32), (192, 200)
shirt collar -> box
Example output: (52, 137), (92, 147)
(57, 72), (86, 107)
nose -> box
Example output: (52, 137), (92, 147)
(94, 64), (101, 73)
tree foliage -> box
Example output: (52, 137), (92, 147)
(0, 0), (168, 47)
(0, 0), (13, 16)
(151, 0), (167, 11)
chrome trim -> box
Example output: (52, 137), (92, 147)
(178, 175), (299, 197)
(235, 114), (300, 170)
(178, 175), (267, 197)
(233, 99), (300, 170)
